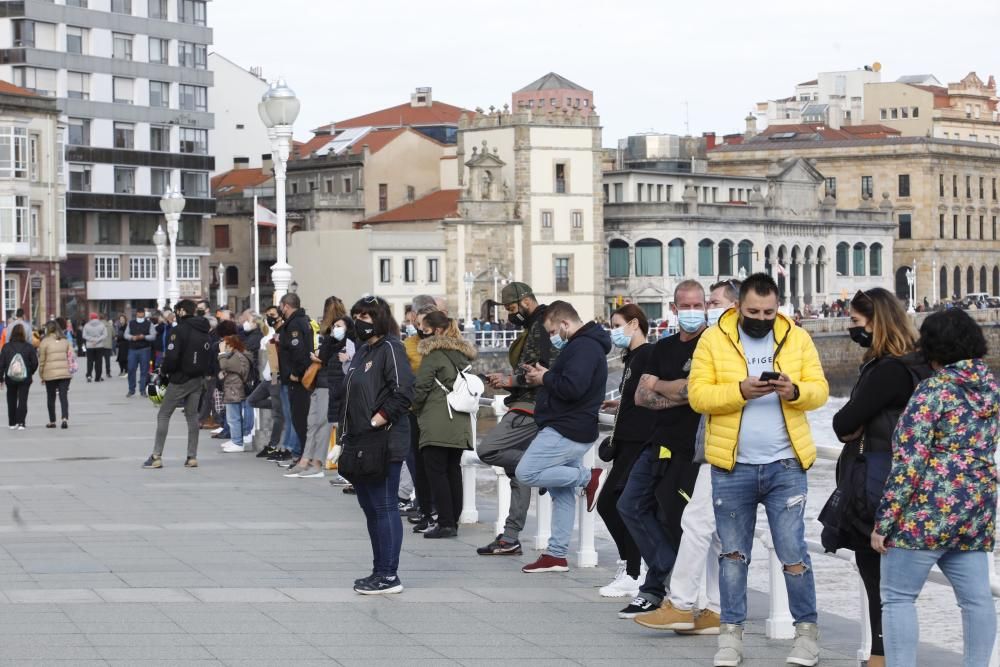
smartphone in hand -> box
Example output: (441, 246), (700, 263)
(759, 371), (781, 382)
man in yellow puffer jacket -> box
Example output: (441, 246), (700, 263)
(688, 273), (828, 667)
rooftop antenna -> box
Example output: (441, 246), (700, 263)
(683, 101), (690, 135)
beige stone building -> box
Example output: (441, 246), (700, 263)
(710, 133), (1000, 303)
(864, 72), (1000, 144)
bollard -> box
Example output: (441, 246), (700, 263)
(760, 532), (795, 639)
(494, 467), (511, 537)
(459, 451), (479, 524)
(534, 489), (552, 550)
(575, 442), (598, 567)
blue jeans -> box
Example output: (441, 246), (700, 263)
(617, 445), (677, 603)
(225, 403), (246, 446)
(881, 548), (995, 667)
(127, 348), (151, 395)
(354, 461), (403, 577)
(712, 459), (816, 626)
(279, 384), (301, 456)
(515, 427), (591, 559)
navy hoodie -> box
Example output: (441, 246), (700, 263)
(534, 321), (611, 443)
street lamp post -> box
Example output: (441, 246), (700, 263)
(258, 78), (300, 305)
(159, 188), (186, 307)
(906, 264), (916, 313)
(153, 224), (166, 310)
(491, 267), (501, 323)
(217, 262), (227, 309)
(0, 254), (7, 322)
(463, 271), (474, 329)
(932, 257), (938, 306)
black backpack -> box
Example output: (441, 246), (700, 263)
(179, 324), (212, 378)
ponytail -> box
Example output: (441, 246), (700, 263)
(422, 310), (461, 339)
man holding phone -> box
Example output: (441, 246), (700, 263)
(689, 273), (828, 667)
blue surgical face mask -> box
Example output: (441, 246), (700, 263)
(676, 309), (705, 333)
(405, 323), (417, 336)
(332, 326), (346, 341)
(707, 307), (727, 327)
(610, 326), (631, 349)
(135, 317), (145, 324)
(549, 332), (567, 350)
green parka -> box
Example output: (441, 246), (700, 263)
(412, 335), (478, 450)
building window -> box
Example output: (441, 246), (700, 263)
(994, 216), (998, 240)
(939, 174), (945, 197)
(28, 134), (38, 182)
(65, 71), (89, 100)
(178, 0), (207, 25)
(377, 183), (388, 211)
(149, 80), (169, 108)
(13, 67), (56, 97)
(994, 178), (998, 200)
(541, 211), (552, 228)
(571, 210), (583, 229)
(825, 177), (836, 198)
(175, 256), (200, 280)
(150, 168), (170, 196)
(852, 243), (866, 276)
(66, 211), (86, 244)
(323, 178), (333, 194)
(602, 184), (609, 203)
(179, 127), (207, 154)
(214, 224), (230, 249)
(939, 213), (945, 239)
(148, 36), (168, 64)
(13, 19), (34, 47)
(636, 183), (643, 202)
(953, 214), (959, 239)
(635, 239), (663, 277)
(379, 258), (391, 284)
(343, 176), (352, 193)
(879, 109), (887, 120)
(980, 215), (985, 240)
(111, 0), (131, 12)
(0, 127), (28, 179)
(966, 175), (972, 198)
(225, 266), (238, 287)
(177, 41), (207, 69)
(150, 125), (170, 152)
(66, 25), (87, 54)
(898, 174), (910, 198)
(180, 171), (208, 198)
(836, 243), (850, 276)
(94, 256), (120, 280)
(67, 118), (90, 147)
(697, 239), (714, 276)
(554, 257), (570, 292)
(860, 176), (873, 199)
(114, 167), (135, 194)
(0, 195), (28, 245)
(427, 258), (439, 283)
(406, 185), (415, 202)
(129, 256), (156, 280)
(148, 0), (168, 19)
(97, 213), (121, 245)
(403, 258), (415, 283)
(667, 238), (685, 276)
(69, 164), (91, 192)
(554, 163), (567, 193)
(128, 214), (157, 245)
(112, 77), (134, 104)
(178, 85), (207, 112)
(112, 33), (133, 60)
(113, 122), (134, 149)
(966, 215), (972, 239)
(613, 183), (623, 202)
(912, 106), (919, 118)
(609, 240), (629, 277)
(980, 177), (985, 199)
(898, 213), (912, 239)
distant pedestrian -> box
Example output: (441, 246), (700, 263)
(0, 324), (38, 429)
(218, 334), (252, 454)
(114, 315), (129, 375)
(101, 313), (115, 378)
(126, 307), (155, 397)
(38, 321), (73, 429)
(277, 294), (313, 463)
(82, 313), (107, 382)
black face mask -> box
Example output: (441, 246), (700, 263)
(354, 318), (376, 340)
(265, 315), (278, 327)
(740, 316), (775, 339)
(196, 309), (206, 316)
(508, 308), (527, 327)
(848, 326), (873, 348)
(417, 330), (432, 340)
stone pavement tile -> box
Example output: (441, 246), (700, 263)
(380, 587), (485, 603)
(96, 587), (197, 603)
(86, 633), (202, 647)
(552, 643), (703, 660)
(61, 604), (174, 621)
(407, 633), (537, 648)
(0, 661), (108, 667)
(456, 661), (580, 667)
(317, 645), (444, 660)
(0, 646), (102, 660)
(188, 633), (303, 647)
(89, 523), (163, 532)
(337, 661), (458, 667)
(32, 574), (127, 588)
(433, 645), (567, 661)
(205, 645), (331, 661)
(276, 588), (359, 602)
(99, 559), (192, 573)
(96, 645), (217, 660)
(106, 662), (225, 667)
(219, 662), (337, 667)
(5, 588), (101, 603)
(0, 622), (80, 635)
(162, 522), (231, 531)
(73, 620), (186, 635)
(187, 587), (292, 603)
(0, 634), (90, 647)
(22, 561), (110, 575)
(461, 586), (585, 602)
(116, 572), (217, 587)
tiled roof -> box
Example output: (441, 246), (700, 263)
(908, 84), (951, 108)
(294, 127), (411, 160)
(211, 167), (271, 196)
(361, 189), (461, 225)
(711, 135), (1000, 153)
(517, 72), (589, 92)
(313, 101), (467, 133)
(0, 80), (37, 98)
(757, 123), (900, 142)
(797, 79), (818, 86)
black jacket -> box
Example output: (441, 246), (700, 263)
(278, 309), (313, 384)
(535, 322), (611, 443)
(0, 340), (38, 384)
(340, 336), (414, 462)
(505, 304), (556, 409)
(242, 327), (262, 367)
(318, 332), (352, 417)
(610, 343), (657, 444)
(160, 315), (211, 384)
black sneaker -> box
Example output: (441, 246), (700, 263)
(398, 499), (415, 513)
(265, 449), (286, 462)
(408, 512), (430, 525)
(142, 455), (162, 469)
(353, 573), (378, 587)
(618, 596), (658, 619)
(256, 445), (277, 459)
(342, 485), (356, 495)
(354, 575), (403, 595)
(423, 525), (457, 539)
(476, 534), (523, 555)
(412, 517), (435, 533)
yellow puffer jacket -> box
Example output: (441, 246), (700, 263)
(688, 309), (828, 471)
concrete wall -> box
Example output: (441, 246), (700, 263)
(365, 131), (446, 217)
(208, 53), (271, 173)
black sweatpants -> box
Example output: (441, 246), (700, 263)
(86, 349), (103, 381)
(5, 381), (30, 426)
(45, 378), (70, 422)
(408, 413), (433, 517)
(855, 547), (885, 656)
(596, 439), (646, 578)
(287, 382), (311, 452)
(421, 446), (464, 528)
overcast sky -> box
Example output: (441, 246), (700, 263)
(212, 0), (998, 146)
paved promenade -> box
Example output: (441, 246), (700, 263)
(0, 379), (960, 666)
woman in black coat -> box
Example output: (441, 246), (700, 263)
(0, 324), (39, 429)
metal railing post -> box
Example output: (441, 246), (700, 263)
(855, 558), (872, 665)
(760, 532), (795, 639)
(459, 451), (479, 524)
(575, 440), (599, 567)
(534, 489), (552, 550)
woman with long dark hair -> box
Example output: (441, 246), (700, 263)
(826, 288), (929, 667)
(340, 296), (414, 594)
(0, 324), (38, 429)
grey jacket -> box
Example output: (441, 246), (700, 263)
(82, 319), (108, 349)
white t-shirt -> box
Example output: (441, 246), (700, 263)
(735, 326), (793, 464)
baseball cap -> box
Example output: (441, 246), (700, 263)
(501, 282), (533, 305)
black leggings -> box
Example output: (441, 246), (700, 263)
(855, 547), (884, 656)
(421, 446), (464, 528)
(45, 379), (70, 422)
(5, 382), (29, 426)
(596, 439), (646, 578)
(409, 414), (433, 517)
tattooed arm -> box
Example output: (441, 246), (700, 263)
(634, 374), (689, 410)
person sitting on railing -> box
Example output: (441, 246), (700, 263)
(688, 272), (829, 667)
(823, 288), (930, 667)
(871, 308), (998, 667)
(515, 300), (607, 573)
(476, 282), (556, 557)
(615, 279), (707, 621)
(633, 278), (740, 637)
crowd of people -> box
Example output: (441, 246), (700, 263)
(0, 272), (995, 666)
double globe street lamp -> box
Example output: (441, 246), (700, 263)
(257, 78), (300, 305)
(158, 188), (186, 307)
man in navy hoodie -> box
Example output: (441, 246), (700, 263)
(516, 300), (609, 573)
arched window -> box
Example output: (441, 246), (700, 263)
(815, 247), (825, 293)
(953, 266), (962, 298)
(667, 238), (685, 277)
(635, 238), (662, 277)
(894, 267), (910, 301)
(967, 266), (975, 295)
(225, 265), (239, 287)
(852, 242), (866, 277)
(718, 239), (734, 276)
(836, 242), (850, 276)
(609, 239), (629, 278)
(993, 266), (999, 297)
(869, 243), (882, 276)
(698, 239), (714, 276)
(737, 240), (753, 274)
(980, 266), (988, 293)
(940, 266), (948, 301)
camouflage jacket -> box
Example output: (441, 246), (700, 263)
(505, 303), (557, 411)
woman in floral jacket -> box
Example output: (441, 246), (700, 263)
(871, 309), (998, 667)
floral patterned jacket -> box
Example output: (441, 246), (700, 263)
(875, 358), (999, 551)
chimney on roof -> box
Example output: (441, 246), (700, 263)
(411, 87), (432, 108)
(745, 114), (757, 139)
(232, 156), (249, 171)
(702, 132), (716, 150)
(261, 153), (273, 175)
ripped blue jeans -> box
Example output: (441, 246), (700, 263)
(711, 459), (817, 626)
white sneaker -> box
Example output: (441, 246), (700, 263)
(210, 427), (224, 435)
(221, 442), (245, 453)
(599, 560), (640, 598)
(298, 469), (325, 478)
(17, 425), (25, 431)
(8, 425), (15, 430)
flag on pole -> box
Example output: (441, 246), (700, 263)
(255, 202), (277, 226)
